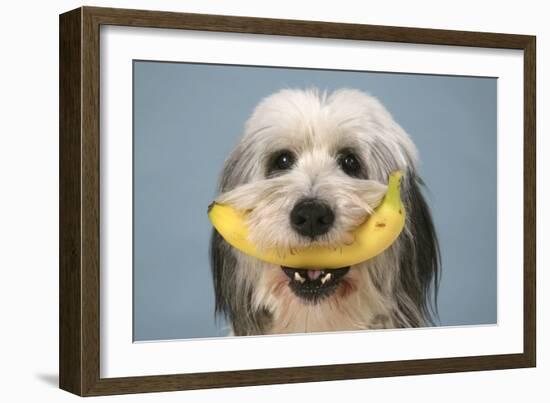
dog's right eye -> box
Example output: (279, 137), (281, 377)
(267, 150), (295, 175)
(337, 151), (363, 177)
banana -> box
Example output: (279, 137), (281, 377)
(208, 171), (406, 269)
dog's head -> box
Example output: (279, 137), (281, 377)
(211, 89), (440, 335)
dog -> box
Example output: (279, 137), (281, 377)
(210, 88), (440, 335)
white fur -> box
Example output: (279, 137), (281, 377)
(214, 88), (430, 335)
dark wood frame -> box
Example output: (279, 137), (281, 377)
(59, 6), (536, 396)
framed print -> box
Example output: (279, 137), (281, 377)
(59, 6), (536, 396)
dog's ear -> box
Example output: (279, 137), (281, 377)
(210, 229), (234, 321)
(397, 173), (441, 326)
(210, 229), (272, 335)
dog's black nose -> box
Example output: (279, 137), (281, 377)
(290, 199), (334, 238)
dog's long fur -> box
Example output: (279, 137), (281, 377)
(211, 88), (440, 335)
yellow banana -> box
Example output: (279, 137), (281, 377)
(208, 171), (405, 269)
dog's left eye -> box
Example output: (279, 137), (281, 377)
(275, 152), (294, 170)
(267, 150), (296, 176)
(338, 152), (362, 177)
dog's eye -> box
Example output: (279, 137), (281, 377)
(276, 152), (294, 170)
(338, 152), (362, 177)
(268, 150), (296, 175)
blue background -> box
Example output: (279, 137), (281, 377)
(133, 61), (497, 341)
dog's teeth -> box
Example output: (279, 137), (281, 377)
(321, 273), (332, 284)
(294, 272), (305, 284)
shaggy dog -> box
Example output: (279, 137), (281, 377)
(211, 88), (440, 335)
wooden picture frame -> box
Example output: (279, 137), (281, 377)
(59, 6), (536, 396)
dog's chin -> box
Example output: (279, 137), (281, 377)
(281, 266), (350, 304)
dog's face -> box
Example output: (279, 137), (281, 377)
(212, 89), (439, 335)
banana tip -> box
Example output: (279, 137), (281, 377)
(207, 201), (216, 213)
(390, 170), (404, 180)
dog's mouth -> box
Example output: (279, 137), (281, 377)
(281, 266), (350, 303)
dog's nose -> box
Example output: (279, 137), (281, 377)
(290, 199), (334, 238)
